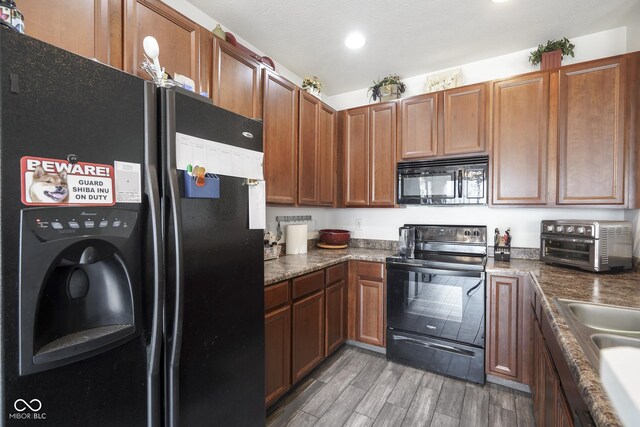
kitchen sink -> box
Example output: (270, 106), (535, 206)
(592, 334), (640, 350)
(566, 302), (640, 334)
(555, 299), (640, 371)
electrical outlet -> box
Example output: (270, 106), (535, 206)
(355, 218), (363, 231)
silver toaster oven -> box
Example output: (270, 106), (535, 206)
(540, 220), (632, 272)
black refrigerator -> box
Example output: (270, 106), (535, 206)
(0, 28), (265, 426)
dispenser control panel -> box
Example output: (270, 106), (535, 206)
(22, 207), (137, 241)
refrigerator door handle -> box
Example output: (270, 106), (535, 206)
(144, 82), (163, 427)
(165, 90), (184, 427)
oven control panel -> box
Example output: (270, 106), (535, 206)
(414, 225), (486, 244)
(541, 221), (595, 238)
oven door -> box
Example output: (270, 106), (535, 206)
(540, 235), (596, 269)
(386, 262), (485, 348)
(397, 168), (457, 205)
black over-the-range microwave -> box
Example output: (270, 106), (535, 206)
(396, 155), (488, 205)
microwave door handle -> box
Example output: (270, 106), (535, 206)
(457, 170), (463, 198)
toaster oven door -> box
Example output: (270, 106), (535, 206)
(540, 235), (596, 269)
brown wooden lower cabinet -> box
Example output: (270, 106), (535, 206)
(265, 262), (347, 407)
(264, 304), (291, 407)
(530, 287), (582, 427)
(291, 290), (325, 382)
(353, 261), (386, 347)
(325, 279), (347, 355)
(532, 314), (574, 427)
(486, 273), (531, 385)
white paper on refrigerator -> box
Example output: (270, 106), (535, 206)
(248, 180), (266, 229)
(175, 132), (263, 180)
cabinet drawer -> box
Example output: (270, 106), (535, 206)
(292, 270), (325, 299)
(265, 281), (290, 312)
(326, 263), (346, 286)
(358, 261), (384, 280)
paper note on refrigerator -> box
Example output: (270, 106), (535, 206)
(248, 180), (266, 229)
(175, 132), (263, 180)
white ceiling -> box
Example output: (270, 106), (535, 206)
(187, 0), (639, 95)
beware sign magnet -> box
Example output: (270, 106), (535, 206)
(21, 156), (115, 206)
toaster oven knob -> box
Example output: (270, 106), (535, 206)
(577, 226), (585, 234)
(566, 226), (574, 233)
(556, 225), (564, 233)
(546, 225), (554, 232)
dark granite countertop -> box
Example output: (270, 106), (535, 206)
(487, 259), (640, 427)
(264, 248), (395, 286)
(265, 251), (639, 426)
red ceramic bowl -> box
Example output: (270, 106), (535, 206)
(318, 229), (350, 245)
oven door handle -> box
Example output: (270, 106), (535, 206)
(467, 280), (483, 296)
(386, 261), (484, 278)
(393, 335), (476, 357)
(541, 235), (595, 244)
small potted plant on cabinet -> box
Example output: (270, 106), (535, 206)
(302, 76), (323, 98)
(368, 74), (407, 102)
(529, 37), (575, 70)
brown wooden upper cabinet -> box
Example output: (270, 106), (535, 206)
(398, 93), (438, 159)
(557, 56), (626, 205)
(212, 36), (262, 119)
(397, 83), (487, 161)
(442, 84), (487, 156)
(20, 0), (118, 66)
(263, 69), (299, 204)
(343, 103), (396, 207)
(123, 0), (202, 90)
(298, 91), (337, 206)
(491, 73), (550, 205)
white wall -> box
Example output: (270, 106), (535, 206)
(626, 2), (640, 52)
(325, 27), (628, 111)
(267, 206), (627, 249)
(158, 0), (303, 85)
(624, 210), (640, 257)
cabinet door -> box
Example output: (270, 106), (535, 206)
(398, 93), (438, 160)
(356, 278), (385, 347)
(318, 104), (337, 206)
(557, 392), (575, 427)
(541, 339), (558, 427)
(20, 0), (114, 65)
(487, 275), (520, 380)
(558, 57), (626, 205)
(265, 305), (291, 406)
(298, 91), (320, 205)
(325, 280), (347, 356)
(343, 107), (369, 206)
(492, 74), (549, 205)
(292, 290), (324, 382)
(212, 37), (263, 119)
(124, 0), (201, 87)
(264, 70), (298, 204)
(443, 83), (487, 156)
(369, 103), (397, 206)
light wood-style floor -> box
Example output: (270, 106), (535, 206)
(267, 346), (535, 427)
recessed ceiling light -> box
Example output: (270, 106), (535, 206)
(345, 32), (366, 49)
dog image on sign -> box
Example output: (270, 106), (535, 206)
(21, 156), (115, 206)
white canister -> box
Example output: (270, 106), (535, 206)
(285, 224), (308, 254)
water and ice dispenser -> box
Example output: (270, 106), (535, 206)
(19, 207), (141, 375)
